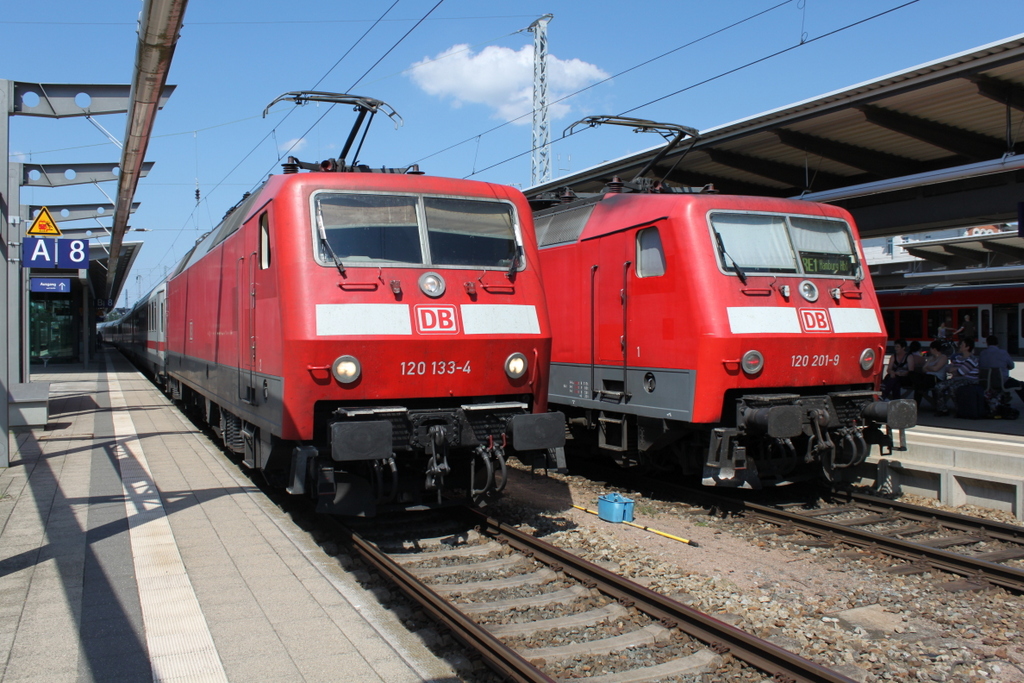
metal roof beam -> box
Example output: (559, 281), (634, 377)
(859, 105), (1010, 161)
(28, 203), (138, 223)
(106, 0), (188, 297)
(705, 149), (850, 192)
(773, 129), (923, 177)
(941, 244), (988, 263)
(903, 247), (956, 265)
(984, 241), (1024, 260)
(970, 74), (1024, 112)
(22, 162), (153, 187)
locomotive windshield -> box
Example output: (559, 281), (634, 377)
(709, 212), (858, 278)
(314, 192), (519, 269)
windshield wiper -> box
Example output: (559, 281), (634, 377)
(316, 205), (346, 276)
(507, 244), (523, 279)
(713, 230), (747, 284)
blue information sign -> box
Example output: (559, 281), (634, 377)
(31, 278), (72, 293)
(22, 237), (89, 269)
(22, 237), (57, 268)
(57, 238), (90, 269)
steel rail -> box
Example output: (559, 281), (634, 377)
(835, 490), (1024, 542)
(744, 501), (1024, 593)
(463, 507), (857, 683)
(333, 520), (555, 683)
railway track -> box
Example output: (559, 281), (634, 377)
(747, 490), (1024, 593)
(335, 506), (857, 683)
(570, 458), (1024, 595)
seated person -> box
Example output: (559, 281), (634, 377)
(978, 335), (1019, 388)
(913, 340), (949, 407)
(906, 340), (924, 372)
(933, 337), (980, 416)
(881, 339), (912, 399)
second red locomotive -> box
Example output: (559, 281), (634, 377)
(531, 117), (915, 488)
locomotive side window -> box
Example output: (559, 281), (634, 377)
(636, 227), (666, 277)
(424, 198), (517, 268)
(316, 194), (422, 264)
(259, 211), (271, 270)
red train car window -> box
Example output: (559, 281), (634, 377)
(897, 309), (924, 339)
(928, 309), (952, 339)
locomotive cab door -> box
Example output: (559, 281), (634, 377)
(237, 213), (263, 404)
(593, 231), (634, 400)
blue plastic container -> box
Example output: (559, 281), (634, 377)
(597, 493), (634, 523)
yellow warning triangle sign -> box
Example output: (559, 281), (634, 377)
(27, 207), (62, 236)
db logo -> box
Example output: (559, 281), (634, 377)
(414, 304), (459, 334)
(798, 308), (832, 333)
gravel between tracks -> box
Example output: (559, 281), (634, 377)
(490, 460), (1024, 683)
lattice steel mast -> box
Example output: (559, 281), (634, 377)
(528, 14), (553, 186)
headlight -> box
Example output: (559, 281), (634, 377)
(418, 272), (446, 298)
(505, 352), (528, 379)
(332, 355), (361, 384)
(798, 280), (819, 302)
(741, 350), (764, 375)
(859, 347), (877, 371)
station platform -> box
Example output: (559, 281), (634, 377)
(859, 360), (1024, 521)
(0, 349), (458, 682)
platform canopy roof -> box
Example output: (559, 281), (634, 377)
(526, 33), (1024, 239)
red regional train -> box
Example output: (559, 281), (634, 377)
(878, 283), (1024, 354)
(531, 117), (916, 489)
(106, 93), (564, 515)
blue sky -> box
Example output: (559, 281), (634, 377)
(3, 0), (1023, 305)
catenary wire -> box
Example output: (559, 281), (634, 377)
(247, 0), (447, 192)
(150, 1), (408, 286)
(411, 0), (795, 166)
(465, 0), (923, 179)
(149, 0), (445, 293)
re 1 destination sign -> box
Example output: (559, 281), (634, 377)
(799, 251), (855, 276)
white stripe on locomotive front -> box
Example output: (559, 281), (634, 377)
(315, 303), (542, 336)
(460, 304), (540, 335)
(316, 303), (413, 336)
(726, 306), (882, 334)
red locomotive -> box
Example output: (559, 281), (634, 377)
(531, 117), (915, 488)
(112, 93), (564, 515)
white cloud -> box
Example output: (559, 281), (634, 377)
(280, 137), (307, 153)
(408, 44), (608, 125)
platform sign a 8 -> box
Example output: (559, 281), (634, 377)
(20, 237), (89, 269)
